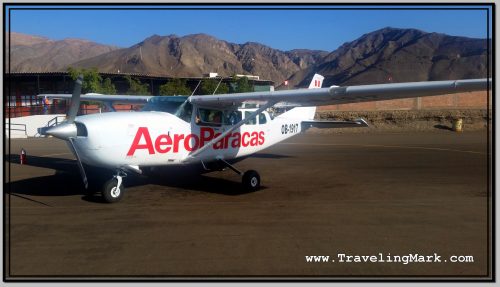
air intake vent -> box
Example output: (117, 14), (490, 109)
(75, 122), (88, 137)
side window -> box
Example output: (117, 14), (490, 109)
(196, 108), (222, 127)
(244, 111), (256, 125)
(224, 111), (242, 126)
(258, 113), (267, 125)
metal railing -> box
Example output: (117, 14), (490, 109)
(46, 115), (67, 127)
(6, 123), (27, 137)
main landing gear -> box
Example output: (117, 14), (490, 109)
(214, 159), (261, 192)
(242, 170), (260, 191)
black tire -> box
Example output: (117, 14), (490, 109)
(102, 177), (125, 203)
(242, 170), (260, 191)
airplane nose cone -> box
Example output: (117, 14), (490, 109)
(44, 123), (77, 140)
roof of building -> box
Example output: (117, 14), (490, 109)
(6, 71), (275, 85)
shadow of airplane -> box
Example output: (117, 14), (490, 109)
(5, 152), (290, 202)
(6, 153), (76, 171)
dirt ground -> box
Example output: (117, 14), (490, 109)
(4, 130), (492, 280)
(315, 109), (490, 134)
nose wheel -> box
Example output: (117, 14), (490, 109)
(102, 171), (126, 203)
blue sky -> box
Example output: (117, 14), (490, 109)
(6, 5), (492, 51)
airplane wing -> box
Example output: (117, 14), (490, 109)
(39, 78), (489, 108)
(38, 93), (152, 104)
(188, 78), (489, 109)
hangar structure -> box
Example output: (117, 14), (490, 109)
(5, 71), (275, 116)
(5, 71), (489, 119)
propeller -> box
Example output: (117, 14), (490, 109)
(41, 75), (89, 189)
(43, 74), (83, 139)
(66, 74), (83, 124)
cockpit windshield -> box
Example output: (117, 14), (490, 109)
(141, 96), (193, 123)
(140, 96), (271, 126)
(141, 96), (189, 114)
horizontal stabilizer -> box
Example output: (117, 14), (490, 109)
(302, 118), (369, 129)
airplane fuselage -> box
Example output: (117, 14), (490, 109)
(71, 109), (303, 170)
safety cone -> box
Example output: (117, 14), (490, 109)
(20, 148), (26, 164)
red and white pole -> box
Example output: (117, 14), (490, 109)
(20, 148), (26, 164)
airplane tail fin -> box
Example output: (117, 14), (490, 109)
(308, 73), (325, 89)
(279, 74), (324, 120)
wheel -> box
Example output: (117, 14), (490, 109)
(242, 170), (260, 191)
(102, 177), (125, 203)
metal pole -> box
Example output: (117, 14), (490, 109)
(213, 77), (223, 95)
(191, 80), (202, 96)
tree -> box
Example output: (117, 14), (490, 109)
(124, 75), (150, 95)
(159, 78), (192, 96)
(66, 67), (117, 95)
(200, 78), (229, 95)
(67, 67), (102, 93)
(235, 76), (253, 93)
(100, 78), (117, 95)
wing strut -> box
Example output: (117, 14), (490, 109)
(186, 101), (277, 160)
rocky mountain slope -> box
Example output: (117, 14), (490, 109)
(7, 28), (489, 87)
(289, 27), (489, 87)
(70, 33), (327, 85)
(7, 32), (119, 72)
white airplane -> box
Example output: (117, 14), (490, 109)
(38, 74), (489, 203)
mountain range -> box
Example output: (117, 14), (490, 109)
(7, 32), (119, 73)
(7, 28), (489, 88)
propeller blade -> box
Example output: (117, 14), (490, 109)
(66, 74), (83, 124)
(41, 75), (82, 140)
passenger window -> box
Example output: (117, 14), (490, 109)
(259, 113), (267, 125)
(245, 111), (256, 125)
(224, 111), (242, 126)
(196, 108), (222, 126)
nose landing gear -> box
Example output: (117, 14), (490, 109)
(102, 170), (127, 203)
